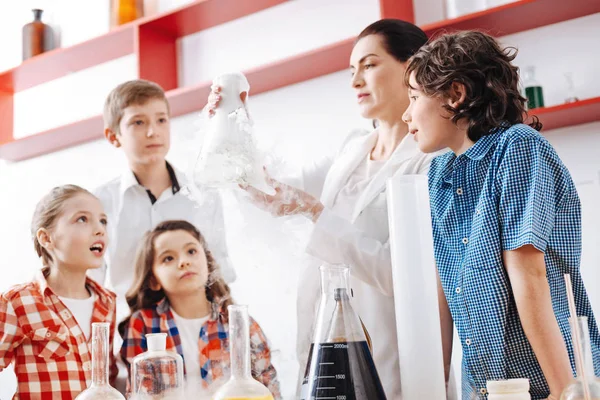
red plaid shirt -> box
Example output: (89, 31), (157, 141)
(120, 299), (281, 399)
(0, 270), (118, 399)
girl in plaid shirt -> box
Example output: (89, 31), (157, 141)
(0, 184), (118, 399)
(119, 220), (281, 398)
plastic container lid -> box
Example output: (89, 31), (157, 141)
(487, 378), (530, 394)
(146, 333), (167, 352)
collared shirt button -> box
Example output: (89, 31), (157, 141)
(480, 388), (487, 395)
(476, 208), (481, 215)
(465, 338), (472, 346)
(456, 188), (463, 195)
(83, 361), (91, 371)
(45, 332), (52, 338)
(455, 287), (461, 294)
(462, 238), (469, 244)
(61, 310), (71, 319)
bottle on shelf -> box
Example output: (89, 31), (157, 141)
(110, 0), (144, 27)
(522, 65), (545, 110)
(22, 9), (55, 61)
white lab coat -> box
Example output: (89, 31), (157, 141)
(296, 129), (439, 399)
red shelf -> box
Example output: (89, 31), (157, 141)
(1, 0), (599, 161)
(534, 97), (600, 131)
(0, 115), (104, 161)
(0, 25), (135, 93)
(422, 0), (600, 37)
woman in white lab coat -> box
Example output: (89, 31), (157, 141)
(209, 19), (449, 399)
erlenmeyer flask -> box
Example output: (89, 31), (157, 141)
(190, 72), (272, 194)
(300, 265), (387, 400)
(560, 317), (600, 400)
(212, 305), (275, 400)
(131, 333), (184, 399)
(75, 323), (125, 399)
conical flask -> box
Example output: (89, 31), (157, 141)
(190, 72), (272, 194)
(130, 333), (184, 399)
(560, 317), (600, 400)
(300, 265), (387, 400)
(75, 323), (125, 399)
(212, 305), (275, 400)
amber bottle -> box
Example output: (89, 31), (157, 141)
(22, 9), (54, 60)
(110, 0), (144, 27)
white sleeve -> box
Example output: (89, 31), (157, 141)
(306, 208), (394, 296)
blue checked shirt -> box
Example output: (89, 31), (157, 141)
(428, 124), (600, 399)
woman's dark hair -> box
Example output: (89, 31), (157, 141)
(118, 220), (233, 337)
(405, 30), (542, 141)
(357, 19), (429, 63)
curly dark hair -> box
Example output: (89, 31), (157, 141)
(405, 30), (542, 142)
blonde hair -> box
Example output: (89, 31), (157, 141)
(119, 220), (233, 336)
(31, 184), (95, 268)
(103, 79), (169, 134)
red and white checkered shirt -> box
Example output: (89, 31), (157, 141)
(0, 270), (118, 399)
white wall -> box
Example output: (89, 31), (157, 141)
(1, 1), (599, 399)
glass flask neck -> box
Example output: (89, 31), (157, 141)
(90, 322), (110, 386)
(228, 305), (251, 380)
(320, 265), (350, 297)
(571, 317), (597, 379)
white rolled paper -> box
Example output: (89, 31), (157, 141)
(386, 174), (447, 399)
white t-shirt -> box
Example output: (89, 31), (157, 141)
(171, 308), (210, 379)
(58, 294), (96, 340)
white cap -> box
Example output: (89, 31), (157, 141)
(487, 378), (530, 394)
(145, 333), (167, 352)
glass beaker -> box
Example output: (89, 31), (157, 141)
(560, 317), (600, 400)
(189, 72), (273, 195)
(75, 323), (125, 399)
(212, 305), (275, 400)
(300, 264), (387, 400)
(522, 65), (545, 110)
(130, 333), (184, 399)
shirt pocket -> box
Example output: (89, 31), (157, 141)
(32, 325), (71, 360)
(464, 196), (503, 270)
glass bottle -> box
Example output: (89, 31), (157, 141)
(188, 72), (273, 196)
(22, 9), (54, 60)
(131, 333), (184, 399)
(75, 323), (125, 399)
(110, 0), (144, 27)
(212, 305), (275, 400)
(487, 378), (531, 399)
(560, 317), (600, 400)
(564, 72), (579, 104)
(522, 66), (545, 110)
(300, 264), (387, 400)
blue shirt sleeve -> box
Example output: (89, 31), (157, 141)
(496, 137), (567, 252)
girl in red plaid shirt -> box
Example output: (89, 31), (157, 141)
(119, 220), (281, 399)
(0, 185), (118, 399)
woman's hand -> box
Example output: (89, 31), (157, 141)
(207, 85), (248, 117)
(241, 168), (324, 222)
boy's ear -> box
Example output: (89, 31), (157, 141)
(447, 82), (467, 109)
(36, 228), (53, 250)
(105, 128), (121, 148)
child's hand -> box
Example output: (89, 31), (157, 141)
(207, 85), (248, 117)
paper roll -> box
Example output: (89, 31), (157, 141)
(386, 174), (447, 399)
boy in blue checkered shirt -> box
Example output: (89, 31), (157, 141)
(401, 31), (600, 399)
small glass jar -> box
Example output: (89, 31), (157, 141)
(131, 333), (184, 399)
